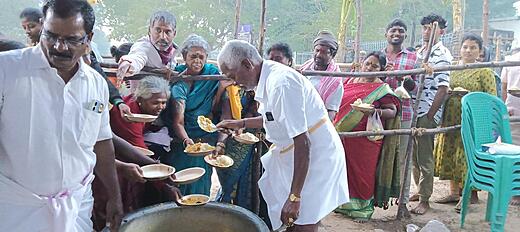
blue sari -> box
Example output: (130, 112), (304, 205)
(159, 63), (221, 196)
(216, 91), (269, 211)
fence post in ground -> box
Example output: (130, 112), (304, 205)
(396, 22), (438, 220)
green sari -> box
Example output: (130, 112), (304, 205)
(333, 81), (401, 220)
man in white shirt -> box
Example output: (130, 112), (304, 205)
(410, 13), (452, 215)
(299, 31), (343, 121)
(0, 1), (123, 231)
(115, 11), (178, 119)
(116, 11), (178, 85)
(216, 40), (349, 232)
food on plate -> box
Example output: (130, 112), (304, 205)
(236, 132), (259, 142)
(352, 98), (373, 108)
(453, 87), (468, 92)
(215, 155), (232, 167)
(179, 194), (209, 206)
(185, 142), (215, 153)
(197, 116), (217, 132)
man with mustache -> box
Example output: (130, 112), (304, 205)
(116, 11), (178, 91)
(0, 0), (123, 231)
(299, 31), (343, 121)
(19, 7), (43, 46)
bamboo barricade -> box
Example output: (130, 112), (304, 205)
(101, 60), (520, 81)
(101, 28), (520, 219)
(338, 117), (520, 138)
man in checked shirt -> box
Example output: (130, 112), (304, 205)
(382, 18), (418, 206)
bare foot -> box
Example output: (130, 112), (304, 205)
(353, 218), (369, 223)
(409, 194), (420, 202)
(470, 191), (479, 204)
(511, 196), (520, 206)
(434, 194), (460, 204)
(411, 201), (430, 215)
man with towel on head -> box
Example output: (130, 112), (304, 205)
(299, 31), (344, 121)
(216, 40), (349, 232)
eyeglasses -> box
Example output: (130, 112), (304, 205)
(41, 30), (88, 48)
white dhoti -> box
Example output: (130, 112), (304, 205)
(0, 173), (95, 232)
(258, 119), (349, 230)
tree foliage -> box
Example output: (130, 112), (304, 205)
(0, 0), (517, 55)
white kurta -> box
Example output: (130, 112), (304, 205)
(119, 37), (176, 94)
(0, 45), (112, 232)
(119, 36), (176, 74)
(255, 60), (349, 230)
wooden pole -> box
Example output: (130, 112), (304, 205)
(258, 0), (267, 55)
(338, 116), (520, 137)
(495, 34), (502, 62)
(251, 142), (263, 214)
(353, 0), (362, 65)
(452, 0), (463, 33)
(234, 0), (242, 39)
(101, 60), (520, 81)
(482, 0), (489, 45)
(337, 0), (353, 63)
(396, 21), (438, 220)
(300, 60), (520, 77)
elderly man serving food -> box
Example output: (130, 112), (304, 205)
(216, 40), (349, 232)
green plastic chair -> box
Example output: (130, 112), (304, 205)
(460, 92), (520, 232)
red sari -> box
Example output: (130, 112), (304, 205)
(334, 80), (400, 200)
(92, 96), (147, 230)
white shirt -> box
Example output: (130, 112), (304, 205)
(120, 36), (176, 75)
(415, 41), (453, 123)
(255, 60), (349, 230)
(0, 45), (112, 196)
(502, 52), (520, 116)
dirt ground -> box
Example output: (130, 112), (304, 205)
(319, 178), (520, 232)
(211, 171), (520, 232)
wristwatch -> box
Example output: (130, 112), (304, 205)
(289, 193), (301, 202)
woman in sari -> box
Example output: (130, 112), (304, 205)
(159, 34), (223, 196)
(333, 51), (401, 222)
(92, 76), (175, 231)
(214, 89), (262, 210)
(434, 34), (496, 211)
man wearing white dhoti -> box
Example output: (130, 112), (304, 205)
(216, 40), (349, 232)
(0, 1), (123, 231)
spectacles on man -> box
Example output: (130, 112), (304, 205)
(41, 30), (88, 48)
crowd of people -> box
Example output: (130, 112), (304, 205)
(1, 0), (520, 232)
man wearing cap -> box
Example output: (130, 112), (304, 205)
(299, 31), (344, 121)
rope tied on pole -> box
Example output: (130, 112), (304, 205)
(420, 63), (435, 76)
(410, 127), (427, 137)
